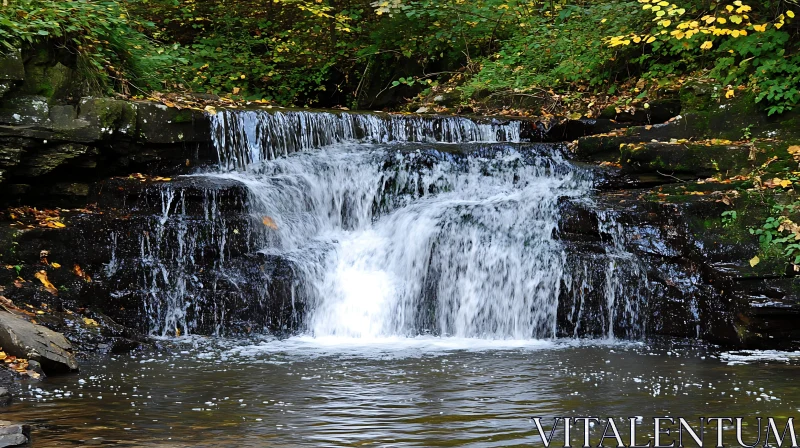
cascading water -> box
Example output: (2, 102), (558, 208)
(131, 109), (646, 339)
(210, 109), (522, 170)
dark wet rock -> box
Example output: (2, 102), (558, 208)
(25, 360), (45, 378)
(0, 50), (24, 83)
(545, 118), (630, 142)
(0, 311), (78, 374)
(0, 388), (10, 406)
(0, 96), (49, 126)
(557, 198), (601, 242)
(136, 102), (210, 144)
(584, 184), (800, 349)
(600, 99), (682, 125)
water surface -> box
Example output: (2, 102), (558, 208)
(5, 337), (799, 447)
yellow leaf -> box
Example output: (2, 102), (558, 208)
(781, 179), (793, 188)
(51, 263), (61, 268)
(725, 89), (735, 99)
(83, 317), (99, 327)
(788, 11), (796, 19)
(700, 40), (713, 50)
(232, 87), (241, 95)
(34, 271), (58, 295)
(262, 216), (278, 230)
(788, 145), (800, 156)
(749, 256), (760, 267)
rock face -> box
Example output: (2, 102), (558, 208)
(0, 311), (78, 373)
(0, 46), (214, 205)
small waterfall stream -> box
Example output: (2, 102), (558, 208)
(130, 109), (646, 339)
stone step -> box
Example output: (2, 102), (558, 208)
(91, 176), (249, 215)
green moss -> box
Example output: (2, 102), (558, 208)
(679, 82), (714, 112)
(172, 110), (195, 124)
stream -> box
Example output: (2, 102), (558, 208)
(4, 338), (800, 446)
(3, 109), (797, 446)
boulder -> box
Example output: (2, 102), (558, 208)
(0, 421), (30, 447)
(0, 311), (78, 373)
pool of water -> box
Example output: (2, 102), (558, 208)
(4, 337), (800, 447)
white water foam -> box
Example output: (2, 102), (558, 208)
(203, 143), (593, 339)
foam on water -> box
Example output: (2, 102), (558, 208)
(721, 350), (800, 365)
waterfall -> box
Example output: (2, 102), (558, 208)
(210, 109), (522, 170)
(126, 108), (646, 339)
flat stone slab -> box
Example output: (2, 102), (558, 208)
(0, 311), (78, 373)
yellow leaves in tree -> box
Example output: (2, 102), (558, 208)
(623, 0), (781, 51)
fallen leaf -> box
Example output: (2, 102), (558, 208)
(262, 216), (278, 230)
(749, 256), (760, 267)
(34, 271), (58, 295)
(51, 262), (61, 269)
(83, 317), (99, 327)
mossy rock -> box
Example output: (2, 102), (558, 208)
(135, 102), (210, 144)
(620, 142), (752, 178)
(78, 98), (137, 137)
